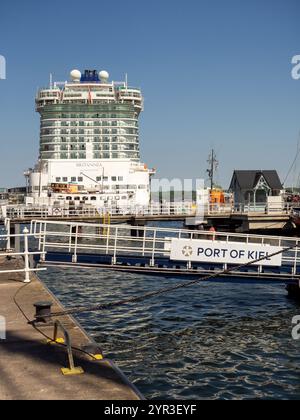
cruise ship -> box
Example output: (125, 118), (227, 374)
(25, 69), (155, 208)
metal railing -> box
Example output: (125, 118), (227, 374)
(0, 224), (46, 283)
(3, 203), (195, 219)
(0, 202), (293, 221)
(30, 220), (300, 274)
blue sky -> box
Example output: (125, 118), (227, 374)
(0, 0), (299, 188)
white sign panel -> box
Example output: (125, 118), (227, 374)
(170, 239), (283, 267)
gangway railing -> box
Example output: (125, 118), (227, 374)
(30, 220), (300, 276)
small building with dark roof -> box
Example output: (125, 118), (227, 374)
(229, 170), (283, 207)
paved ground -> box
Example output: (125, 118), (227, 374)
(0, 256), (141, 400)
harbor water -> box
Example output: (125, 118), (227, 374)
(39, 224), (300, 400)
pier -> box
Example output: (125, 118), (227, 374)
(1, 220), (300, 401)
(29, 219), (300, 286)
(1, 216), (300, 400)
(0, 202), (294, 233)
(0, 255), (141, 400)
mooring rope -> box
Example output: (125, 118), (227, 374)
(43, 244), (298, 320)
(13, 281), (100, 361)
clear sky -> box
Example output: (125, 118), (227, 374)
(0, 0), (299, 188)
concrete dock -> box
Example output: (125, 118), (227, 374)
(0, 256), (141, 400)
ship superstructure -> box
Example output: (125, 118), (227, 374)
(26, 69), (155, 208)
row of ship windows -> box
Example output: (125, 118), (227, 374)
(40, 152), (140, 159)
(52, 182), (148, 190)
(55, 176), (124, 183)
(32, 187), (139, 201)
(61, 92), (141, 99)
(41, 120), (138, 128)
(40, 137), (138, 144)
(41, 113), (136, 119)
(38, 90), (141, 98)
(39, 97), (140, 101)
(42, 100), (142, 106)
(33, 194), (141, 202)
(41, 128), (137, 135)
(41, 145), (139, 151)
(40, 114), (137, 121)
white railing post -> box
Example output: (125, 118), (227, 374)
(5, 218), (10, 251)
(150, 230), (157, 267)
(112, 227), (118, 265)
(293, 242), (298, 276)
(41, 222), (47, 261)
(23, 227), (30, 283)
(72, 225), (78, 263)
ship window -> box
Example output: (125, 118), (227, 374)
(83, 197), (89, 201)
(63, 177), (68, 182)
(118, 177), (124, 181)
(66, 196), (72, 201)
(96, 177), (102, 182)
(91, 196), (97, 201)
(78, 177), (83, 182)
(111, 177), (117, 182)
(56, 177), (61, 182)
(74, 197), (80, 201)
(71, 177), (76, 182)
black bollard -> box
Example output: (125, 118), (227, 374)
(33, 301), (53, 323)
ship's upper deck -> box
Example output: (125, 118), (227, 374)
(36, 69), (143, 112)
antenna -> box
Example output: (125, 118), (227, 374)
(207, 149), (219, 190)
(49, 73), (53, 90)
(125, 73), (128, 89)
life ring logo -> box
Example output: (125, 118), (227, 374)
(182, 246), (193, 257)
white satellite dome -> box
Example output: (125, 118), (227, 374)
(70, 69), (81, 82)
(99, 70), (109, 82)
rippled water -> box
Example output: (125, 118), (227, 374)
(39, 266), (300, 400)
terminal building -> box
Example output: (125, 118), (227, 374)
(229, 170), (283, 210)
